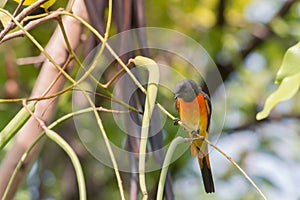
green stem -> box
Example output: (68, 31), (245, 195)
(1, 133), (44, 200)
(0, 102), (35, 150)
(0, 9), (77, 86)
(1, 6), (127, 200)
(45, 129), (86, 200)
(130, 56), (159, 199)
(2, 106), (127, 200)
(2, 106), (99, 200)
(156, 137), (185, 200)
(59, 11), (146, 94)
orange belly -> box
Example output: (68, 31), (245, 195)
(177, 94), (209, 137)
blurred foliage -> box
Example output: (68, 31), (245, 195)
(1, 0), (300, 199)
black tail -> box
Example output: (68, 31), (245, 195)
(201, 156), (215, 193)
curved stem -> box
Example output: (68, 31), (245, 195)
(156, 137), (185, 200)
(21, 101), (87, 200)
(2, 106), (128, 200)
(130, 57), (159, 199)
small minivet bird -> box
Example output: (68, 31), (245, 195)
(174, 79), (215, 193)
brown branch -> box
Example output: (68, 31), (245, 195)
(0, 0), (50, 41)
(0, 1), (88, 199)
(0, 8), (63, 44)
(276, 0), (297, 17)
(12, 0), (25, 17)
(224, 113), (300, 134)
(216, 0), (226, 27)
(16, 55), (45, 66)
(132, 0), (149, 56)
(239, 0), (296, 58)
(240, 0), (297, 57)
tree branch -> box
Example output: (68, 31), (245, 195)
(0, 0), (50, 41)
(0, 8), (63, 44)
(0, 1), (88, 199)
(216, 0), (226, 27)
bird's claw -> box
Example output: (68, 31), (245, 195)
(173, 118), (180, 125)
(191, 129), (200, 137)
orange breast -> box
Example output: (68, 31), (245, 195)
(177, 94), (209, 136)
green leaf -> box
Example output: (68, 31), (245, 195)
(0, 102), (35, 150)
(256, 73), (300, 120)
(276, 42), (300, 84)
(257, 42), (300, 120)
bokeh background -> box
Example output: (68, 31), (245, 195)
(1, 0), (300, 199)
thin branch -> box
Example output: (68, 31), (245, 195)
(0, 1), (88, 198)
(276, 0), (297, 17)
(216, 0), (226, 27)
(0, 9), (63, 44)
(0, 0), (50, 40)
(204, 139), (267, 200)
(21, 100), (86, 200)
(157, 103), (267, 199)
(12, 0), (25, 17)
(156, 137), (185, 200)
(16, 55), (45, 66)
(61, 2), (127, 199)
(223, 113), (300, 134)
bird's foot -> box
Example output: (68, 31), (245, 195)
(173, 118), (180, 125)
(191, 129), (200, 137)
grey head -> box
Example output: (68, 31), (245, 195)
(174, 79), (201, 102)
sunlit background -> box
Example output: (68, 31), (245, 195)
(1, 0), (300, 199)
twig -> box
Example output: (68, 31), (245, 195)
(21, 100), (87, 200)
(1, 9), (63, 44)
(216, 0), (226, 27)
(157, 102), (268, 200)
(60, 11), (147, 94)
(1, 105), (127, 200)
(12, 0), (25, 17)
(0, 1), (87, 198)
(204, 139), (267, 200)
(16, 55), (45, 65)
(1, 133), (44, 200)
(61, 1), (126, 199)
(0, 0), (50, 41)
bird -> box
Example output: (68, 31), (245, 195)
(174, 79), (215, 193)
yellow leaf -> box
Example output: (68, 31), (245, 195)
(14, 0), (56, 10)
(0, 12), (10, 29)
(256, 73), (300, 120)
(276, 42), (300, 84)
